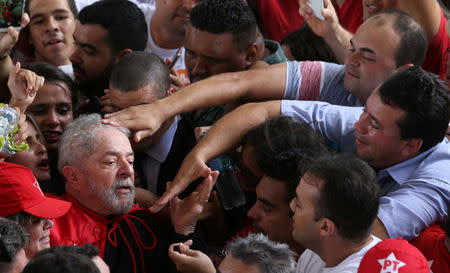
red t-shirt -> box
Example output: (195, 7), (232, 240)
(335, 0), (363, 33)
(253, 0), (305, 42)
(422, 9), (449, 80)
(411, 223), (450, 273)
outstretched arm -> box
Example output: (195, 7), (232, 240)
(151, 100), (282, 212)
(103, 63), (287, 142)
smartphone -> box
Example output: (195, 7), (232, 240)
(307, 0), (325, 21)
(168, 48), (182, 69)
(0, 0), (25, 32)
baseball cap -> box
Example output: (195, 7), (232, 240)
(358, 238), (430, 273)
(0, 162), (71, 218)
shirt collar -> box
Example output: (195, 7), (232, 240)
(144, 116), (179, 162)
(378, 140), (445, 184)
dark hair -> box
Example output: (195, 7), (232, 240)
(371, 9), (427, 67)
(110, 52), (169, 98)
(37, 244), (99, 259)
(189, 0), (258, 52)
(25, 0), (78, 17)
(378, 66), (450, 152)
(22, 62), (79, 110)
(0, 218), (29, 273)
(243, 117), (329, 202)
(23, 252), (100, 273)
(77, 0), (148, 55)
(303, 154), (380, 241)
(281, 23), (338, 63)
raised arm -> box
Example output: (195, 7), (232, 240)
(299, 0), (353, 63)
(150, 100), (282, 212)
(397, 0), (441, 43)
(103, 63), (287, 142)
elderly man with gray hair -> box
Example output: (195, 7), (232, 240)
(169, 233), (296, 273)
(50, 114), (218, 273)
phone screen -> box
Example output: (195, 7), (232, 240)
(307, 0), (325, 21)
(0, 0), (25, 31)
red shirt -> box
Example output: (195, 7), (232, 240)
(411, 223), (450, 273)
(422, 9), (449, 80)
(50, 194), (190, 273)
(335, 0), (363, 33)
(253, 0), (305, 42)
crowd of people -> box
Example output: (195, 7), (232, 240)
(0, 0), (449, 272)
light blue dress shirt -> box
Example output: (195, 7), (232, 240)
(281, 100), (450, 240)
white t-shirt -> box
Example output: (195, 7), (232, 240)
(296, 236), (381, 273)
(75, 0), (141, 11)
(139, 4), (190, 85)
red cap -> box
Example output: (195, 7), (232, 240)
(0, 162), (71, 219)
(358, 238), (430, 273)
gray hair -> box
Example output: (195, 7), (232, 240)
(226, 234), (296, 273)
(58, 114), (130, 172)
(0, 218), (30, 273)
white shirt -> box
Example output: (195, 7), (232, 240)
(139, 3), (190, 85)
(296, 236), (381, 273)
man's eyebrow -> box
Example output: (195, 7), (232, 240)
(73, 36), (97, 51)
(30, 9), (69, 20)
(360, 47), (376, 55)
(258, 197), (276, 209)
(103, 151), (134, 157)
(349, 40), (376, 55)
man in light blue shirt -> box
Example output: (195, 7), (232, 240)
(165, 66), (449, 241)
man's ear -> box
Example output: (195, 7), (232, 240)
(115, 48), (133, 63)
(165, 87), (175, 97)
(63, 166), (81, 191)
(244, 43), (259, 68)
(319, 218), (336, 237)
(400, 138), (423, 158)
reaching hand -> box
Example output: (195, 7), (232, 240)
(150, 150), (213, 213)
(8, 63), (45, 114)
(169, 170), (219, 235)
(102, 102), (166, 142)
(168, 240), (215, 273)
(100, 89), (120, 114)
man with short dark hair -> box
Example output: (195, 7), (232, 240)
(182, 0), (286, 126)
(70, 0), (148, 99)
(24, 0), (78, 69)
(245, 117), (328, 255)
(101, 51), (194, 198)
(291, 154), (381, 272)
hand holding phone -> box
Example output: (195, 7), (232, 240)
(0, 0), (25, 32)
(168, 48), (182, 69)
(307, 0), (325, 21)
